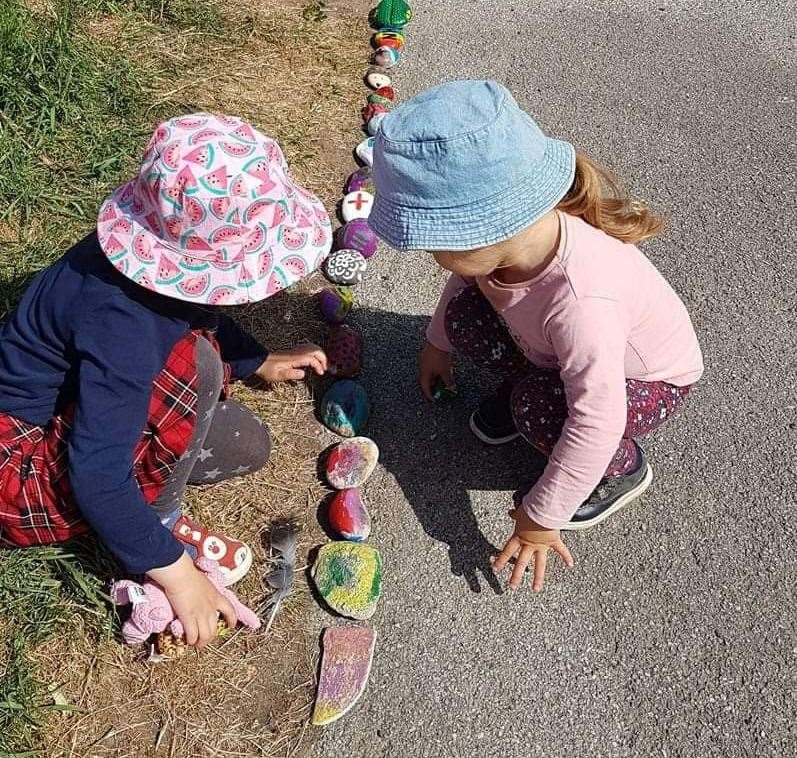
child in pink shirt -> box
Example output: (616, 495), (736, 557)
(369, 80), (703, 592)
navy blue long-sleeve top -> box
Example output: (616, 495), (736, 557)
(0, 234), (269, 573)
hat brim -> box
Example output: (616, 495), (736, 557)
(97, 181), (332, 305)
(369, 138), (575, 251)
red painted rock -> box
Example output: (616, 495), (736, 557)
(326, 436), (380, 489)
(326, 324), (363, 378)
(328, 488), (372, 542)
(362, 102), (389, 124)
(375, 85), (396, 101)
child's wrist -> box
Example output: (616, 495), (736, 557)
(146, 550), (195, 590)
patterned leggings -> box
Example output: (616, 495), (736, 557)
(445, 286), (691, 477)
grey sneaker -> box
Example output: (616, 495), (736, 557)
(468, 382), (520, 445)
(565, 442), (653, 530)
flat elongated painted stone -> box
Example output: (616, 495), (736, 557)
(326, 324), (363, 378)
(312, 542), (382, 619)
(339, 219), (378, 258)
(367, 112), (387, 136)
(372, 46), (400, 68)
(364, 68), (391, 90)
(323, 249), (367, 286)
(355, 137), (376, 167)
(326, 437), (379, 490)
(311, 626), (377, 726)
(318, 286), (353, 324)
(344, 166), (375, 194)
(328, 488), (371, 541)
(320, 379), (369, 437)
(341, 190), (374, 222)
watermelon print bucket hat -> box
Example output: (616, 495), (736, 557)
(97, 113), (332, 304)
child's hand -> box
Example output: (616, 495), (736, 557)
(256, 343), (327, 382)
(419, 341), (455, 400)
(491, 508), (574, 591)
(148, 552), (237, 648)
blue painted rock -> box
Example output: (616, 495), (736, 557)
(318, 286), (354, 324)
(339, 219), (378, 259)
(328, 488), (371, 542)
(364, 68), (391, 90)
(326, 436), (379, 489)
(367, 112), (387, 136)
(341, 190), (374, 222)
(355, 137), (376, 167)
(311, 626), (377, 725)
(326, 324), (363, 378)
(344, 166), (375, 194)
(372, 46), (400, 68)
(311, 542), (382, 619)
(323, 249), (367, 286)
(320, 380), (369, 437)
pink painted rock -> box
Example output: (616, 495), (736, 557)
(311, 626), (377, 725)
(339, 219), (378, 259)
(344, 167), (375, 194)
(326, 436), (379, 489)
(328, 488), (371, 542)
(326, 324), (363, 378)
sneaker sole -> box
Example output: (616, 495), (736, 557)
(220, 544), (253, 585)
(468, 412), (521, 446)
(564, 464), (654, 531)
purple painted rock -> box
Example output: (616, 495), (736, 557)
(326, 436), (379, 490)
(344, 166), (375, 194)
(328, 488), (372, 542)
(318, 286), (354, 325)
(326, 324), (363, 378)
(311, 626), (377, 725)
(339, 219), (378, 259)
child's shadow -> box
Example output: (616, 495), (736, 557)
(350, 305), (545, 595)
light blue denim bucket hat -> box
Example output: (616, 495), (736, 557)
(370, 80), (576, 251)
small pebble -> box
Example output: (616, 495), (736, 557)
(318, 286), (354, 324)
(367, 112), (387, 136)
(341, 190), (374, 222)
(355, 137), (376, 166)
(326, 324), (363, 378)
(372, 46), (400, 68)
(364, 68), (392, 90)
(339, 218), (378, 258)
(323, 249), (367, 286)
(326, 437), (379, 490)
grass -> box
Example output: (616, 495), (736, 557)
(0, 0), (369, 754)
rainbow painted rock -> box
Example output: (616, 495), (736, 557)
(373, 31), (405, 50)
(371, 0), (412, 30)
(339, 219), (378, 259)
(326, 324), (363, 378)
(362, 102), (389, 125)
(318, 286), (354, 325)
(320, 379), (369, 437)
(344, 166), (375, 194)
(311, 626), (377, 726)
(328, 488), (372, 542)
(367, 93), (393, 109)
(364, 68), (392, 90)
(367, 112), (387, 136)
(355, 137), (376, 167)
(372, 46), (400, 69)
(322, 249), (367, 286)
(341, 190), (374, 222)
(311, 542), (382, 619)
(375, 85), (396, 101)
(326, 437), (379, 490)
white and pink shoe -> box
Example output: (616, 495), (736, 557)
(172, 515), (252, 584)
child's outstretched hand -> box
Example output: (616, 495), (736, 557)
(419, 341), (455, 400)
(256, 343), (327, 382)
(492, 508), (574, 591)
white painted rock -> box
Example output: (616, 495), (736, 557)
(323, 249), (368, 286)
(341, 191), (375, 222)
(355, 137), (375, 167)
(365, 69), (391, 90)
(367, 112), (387, 136)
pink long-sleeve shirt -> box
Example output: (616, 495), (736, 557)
(427, 211), (703, 528)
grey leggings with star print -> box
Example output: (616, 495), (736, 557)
(152, 336), (271, 522)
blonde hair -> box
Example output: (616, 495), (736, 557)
(556, 153), (664, 244)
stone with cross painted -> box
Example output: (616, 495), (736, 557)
(341, 191), (375, 222)
(323, 249), (368, 286)
(355, 137), (375, 167)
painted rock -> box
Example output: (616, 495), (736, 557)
(364, 67), (391, 90)
(311, 626), (377, 726)
(344, 166), (374, 194)
(320, 379), (369, 437)
(367, 93), (393, 109)
(328, 488), (372, 541)
(339, 218), (378, 259)
(375, 85), (396, 101)
(362, 102), (389, 124)
(311, 542), (382, 619)
(341, 190), (374, 222)
(372, 46), (400, 68)
(373, 31), (404, 51)
(322, 249), (367, 286)
(367, 112), (387, 136)
(318, 286), (354, 325)
(326, 437), (379, 490)
(371, 0), (413, 30)
(326, 324), (363, 378)
(355, 137), (376, 167)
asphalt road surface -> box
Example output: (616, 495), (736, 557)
(313, 3), (796, 756)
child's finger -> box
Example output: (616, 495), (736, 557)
(218, 597), (238, 631)
(552, 541), (574, 567)
(532, 550), (547, 592)
(491, 536), (520, 572)
(508, 545), (533, 589)
(182, 617), (199, 647)
(284, 367), (305, 381)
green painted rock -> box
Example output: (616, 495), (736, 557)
(312, 542), (382, 620)
(367, 93), (393, 108)
(370, 0), (412, 30)
(320, 380), (369, 437)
